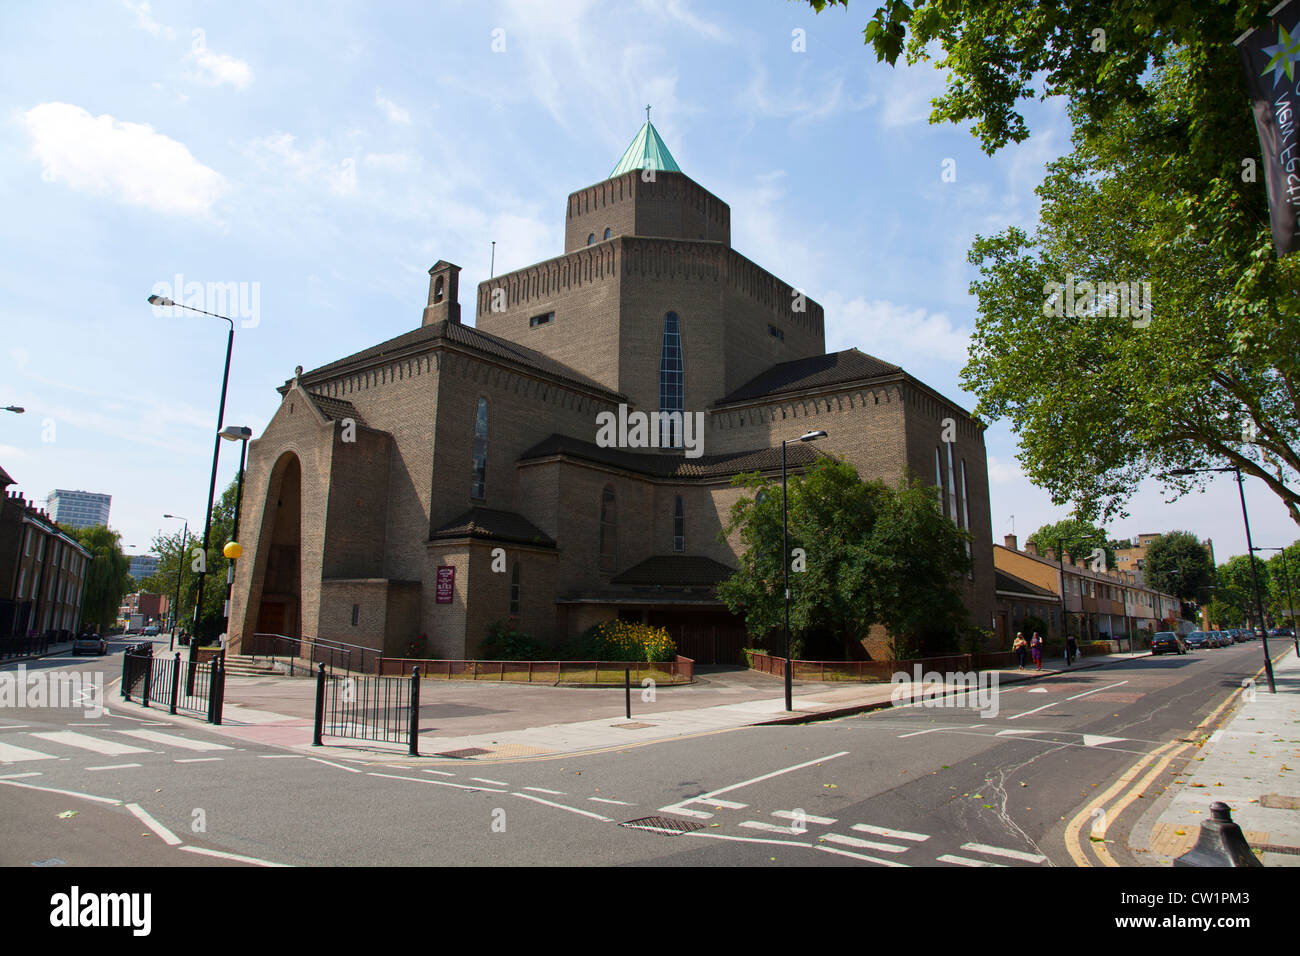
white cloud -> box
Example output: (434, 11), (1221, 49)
(250, 132), (357, 196)
(823, 294), (972, 367)
(18, 102), (226, 219)
(987, 455), (1025, 485)
(877, 56), (948, 129)
(636, 0), (730, 42)
(376, 92), (411, 125)
(364, 152), (417, 172)
(189, 33), (253, 89)
(123, 0), (174, 40)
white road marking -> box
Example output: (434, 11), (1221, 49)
(938, 854), (1006, 867)
(1007, 681), (1129, 720)
(511, 791), (611, 822)
(179, 845), (289, 867)
(308, 757), (362, 773)
(688, 831), (811, 848)
(86, 763), (141, 771)
(258, 754), (303, 759)
(125, 803), (182, 845)
(816, 845), (910, 867)
(660, 752), (848, 819)
(522, 787), (566, 795)
(851, 823), (930, 842)
(0, 741), (59, 763)
(1082, 734), (1127, 747)
(898, 727), (959, 738)
(996, 728), (1048, 736)
(422, 769), (456, 777)
(589, 797), (634, 806)
(822, 833), (910, 853)
(0, 771), (42, 779)
(773, 810), (837, 825)
(29, 731), (150, 755)
(368, 771), (506, 792)
(739, 821), (807, 835)
(961, 842), (1047, 863)
(471, 777), (510, 786)
(118, 730), (230, 750)
(0, 778), (122, 804)
(1027, 688), (1048, 694)
(174, 757), (223, 763)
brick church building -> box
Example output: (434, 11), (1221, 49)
(228, 122), (994, 663)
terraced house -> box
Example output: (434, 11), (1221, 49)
(228, 123), (995, 664)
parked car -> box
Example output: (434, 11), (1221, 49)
(1150, 631), (1187, 655)
(142, 625), (160, 637)
(72, 632), (107, 656)
(1185, 631), (1209, 649)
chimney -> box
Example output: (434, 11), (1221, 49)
(1004, 534), (1018, 550)
(1025, 541), (1039, 557)
(422, 260), (462, 326)
(1062, 551), (1072, 566)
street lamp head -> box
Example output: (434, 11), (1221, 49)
(3, 405), (23, 414)
(218, 425), (253, 442)
(799, 430), (828, 442)
(148, 294), (176, 307)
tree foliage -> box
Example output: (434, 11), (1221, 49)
(717, 457), (971, 659)
(805, 1), (1300, 526)
(1025, 517), (1113, 569)
(1143, 531), (1214, 603)
(63, 524), (131, 633)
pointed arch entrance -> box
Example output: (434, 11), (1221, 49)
(252, 453), (302, 638)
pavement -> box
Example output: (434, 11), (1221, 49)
(112, 643), (1158, 764)
(1139, 643), (1300, 867)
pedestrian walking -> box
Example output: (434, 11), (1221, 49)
(1013, 632), (1028, 670)
(1030, 631), (1044, 671)
(1065, 633), (1078, 666)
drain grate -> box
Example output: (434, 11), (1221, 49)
(619, 816), (707, 836)
(434, 747), (492, 758)
(1257, 843), (1300, 856)
(612, 722), (655, 730)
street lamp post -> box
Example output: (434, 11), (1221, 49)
(781, 429), (827, 712)
(148, 294), (235, 647)
(164, 514), (188, 652)
(217, 426), (252, 652)
(1169, 465), (1275, 693)
(1251, 547), (1300, 656)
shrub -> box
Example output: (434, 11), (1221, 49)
(480, 618), (544, 660)
(580, 620), (677, 663)
(403, 633), (428, 659)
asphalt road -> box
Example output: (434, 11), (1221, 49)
(0, 639), (1280, 867)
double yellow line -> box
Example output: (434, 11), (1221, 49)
(1063, 683), (1246, 866)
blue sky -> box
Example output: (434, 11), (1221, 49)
(0, 0), (1292, 563)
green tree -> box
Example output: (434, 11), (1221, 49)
(64, 525), (131, 633)
(1025, 518), (1113, 570)
(805, 1), (1299, 527)
(717, 457), (970, 659)
(1215, 553), (1272, 627)
(1263, 541), (1300, 624)
(1144, 531), (1215, 604)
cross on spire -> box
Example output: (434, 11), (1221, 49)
(646, 104), (651, 124)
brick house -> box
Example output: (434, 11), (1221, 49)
(227, 123), (995, 663)
(1, 466), (91, 639)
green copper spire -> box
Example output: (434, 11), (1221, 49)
(609, 120), (682, 178)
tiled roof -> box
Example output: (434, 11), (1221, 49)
(518, 433), (821, 480)
(718, 348), (902, 404)
(611, 555), (736, 587)
(308, 394), (365, 427)
(431, 507), (556, 547)
(610, 121), (682, 177)
(295, 320), (621, 398)
(995, 569), (1058, 599)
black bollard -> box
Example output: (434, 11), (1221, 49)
(1173, 801), (1264, 867)
(408, 666), (420, 757)
(313, 663), (326, 747)
(625, 668), (631, 720)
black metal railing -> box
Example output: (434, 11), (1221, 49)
(0, 634), (51, 660)
(121, 647), (224, 724)
(313, 664), (419, 755)
(247, 632), (382, 676)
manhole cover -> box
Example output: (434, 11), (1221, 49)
(32, 859), (65, 867)
(612, 722), (655, 729)
(434, 747), (492, 758)
(619, 816), (707, 836)
(1257, 843), (1300, 856)
(1260, 794), (1300, 810)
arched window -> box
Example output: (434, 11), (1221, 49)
(659, 312), (684, 447)
(603, 227), (611, 240)
(599, 486), (617, 573)
(471, 398), (488, 499)
(934, 447), (944, 512)
(946, 442), (958, 524)
(433, 276), (445, 303)
(587, 233), (596, 246)
(673, 495), (685, 552)
(961, 459), (973, 577)
(510, 562), (521, 615)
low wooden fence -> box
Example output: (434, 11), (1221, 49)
(748, 644), (1109, 683)
(378, 655), (695, 685)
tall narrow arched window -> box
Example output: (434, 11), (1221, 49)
(510, 562), (521, 615)
(599, 486), (617, 573)
(946, 442), (958, 525)
(587, 233), (596, 246)
(961, 459), (973, 577)
(673, 495), (685, 552)
(471, 397), (488, 499)
(934, 447), (944, 512)
(659, 312), (684, 447)
(603, 227), (612, 240)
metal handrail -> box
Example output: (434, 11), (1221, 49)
(247, 632), (381, 675)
